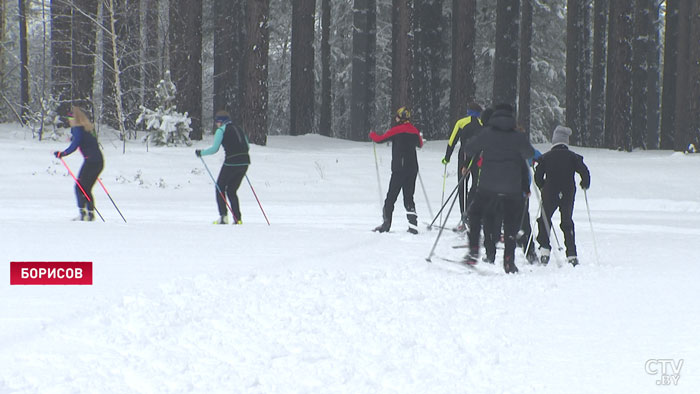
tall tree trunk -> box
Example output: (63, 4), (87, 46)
(243, 0), (270, 145)
(603, 0), (616, 148)
(169, 0), (203, 139)
(646, 0), (661, 149)
(606, 0), (633, 151)
(0, 1), (3, 87)
(142, 0), (160, 111)
(518, 0), (532, 136)
(72, 0), (98, 115)
(413, 0), (444, 140)
(674, 0), (691, 151)
(103, 0), (117, 129)
(660, 0), (679, 150)
(290, 0), (316, 136)
(589, 0), (607, 147)
(492, 0), (519, 107)
(51, 0), (72, 119)
(120, 0), (142, 134)
(565, 0), (582, 144)
(578, 0), (591, 146)
(103, 0), (140, 135)
(19, 0), (29, 123)
(319, 0), (332, 136)
(688, 1), (700, 150)
(351, 0), (376, 140)
(391, 0), (413, 122)
(214, 0), (245, 126)
(450, 0), (476, 130)
(631, 0), (650, 149)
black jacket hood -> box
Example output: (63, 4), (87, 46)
(488, 109), (517, 131)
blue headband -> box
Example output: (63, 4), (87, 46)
(215, 116), (230, 123)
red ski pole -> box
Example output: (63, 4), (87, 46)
(245, 175), (270, 226)
(60, 157), (105, 222)
(97, 178), (127, 223)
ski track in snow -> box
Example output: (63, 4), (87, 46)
(1, 127), (700, 393)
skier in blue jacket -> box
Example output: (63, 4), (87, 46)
(54, 106), (104, 221)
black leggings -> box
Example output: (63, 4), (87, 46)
(216, 165), (248, 221)
(75, 160), (104, 211)
(382, 169), (418, 226)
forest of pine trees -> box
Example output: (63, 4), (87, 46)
(1, 0), (699, 151)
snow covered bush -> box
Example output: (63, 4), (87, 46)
(28, 96), (64, 141)
(136, 70), (192, 146)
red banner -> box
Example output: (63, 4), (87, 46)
(10, 262), (93, 285)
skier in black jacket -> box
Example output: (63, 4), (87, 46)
(370, 107), (424, 234)
(442, 102), (483, 230)
(460, 104), (535, 273)
(534, 126), (590, 266)
(196, 110), (251, 224)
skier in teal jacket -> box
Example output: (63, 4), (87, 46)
(196, 110), (250, 224)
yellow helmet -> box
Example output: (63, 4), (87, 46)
(396, 106), (411, 122)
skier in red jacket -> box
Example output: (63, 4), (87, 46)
(369, 107), (424, 234)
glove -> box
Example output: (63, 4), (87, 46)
(368, 131), (379, 141)
(195, 149), (201, 157)
(580, 182), (589, 190)
(441, 157), (449, 165)
(53, 151), (62, 158)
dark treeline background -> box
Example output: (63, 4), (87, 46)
(1, 0), (699, 151)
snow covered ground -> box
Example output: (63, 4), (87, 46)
(1, 123), (698, 393)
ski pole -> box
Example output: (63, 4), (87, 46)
(524, 194), (541, 258)
(60, 157), (105, 222)
(426, 185), (461, 262)
(372, 142), (383, 208)
(199, 156), (238, 223)
(417, 170), (434, 220)
(427, 159), (473, 229)
(245, 174), (270, 226)
(97, 178), (127, 223)
(427, 172), (465, 229)
(440, 163), (447, 226)
(583, 189), (600, 265)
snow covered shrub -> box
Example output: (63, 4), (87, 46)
(137, 70), (192, 146)
(28, 96), (63, 141)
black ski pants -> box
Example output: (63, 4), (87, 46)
(537, 188), (577, 257)
(216, 165), (248, 221)
(482, 199), (504, 258)
(467, 191), (523, 263)
(75, 160), (104, 211)
(382, 168), (418, 228)
(456, 153), (479, 222)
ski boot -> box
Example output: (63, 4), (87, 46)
(72, 208), (87, 221)
(567, 256), (579, 267)
(406, 208), (418, 234)
(539, 248), (550, 265)
(482, 251), (495, 264)
(526, 249), (538, 264)
(86, 210), (96, 221)
(214, 215), (229, 224)
(373, 220), (391, 233)
(462, 249), (479, 266)
(504, 255), (519, 274)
